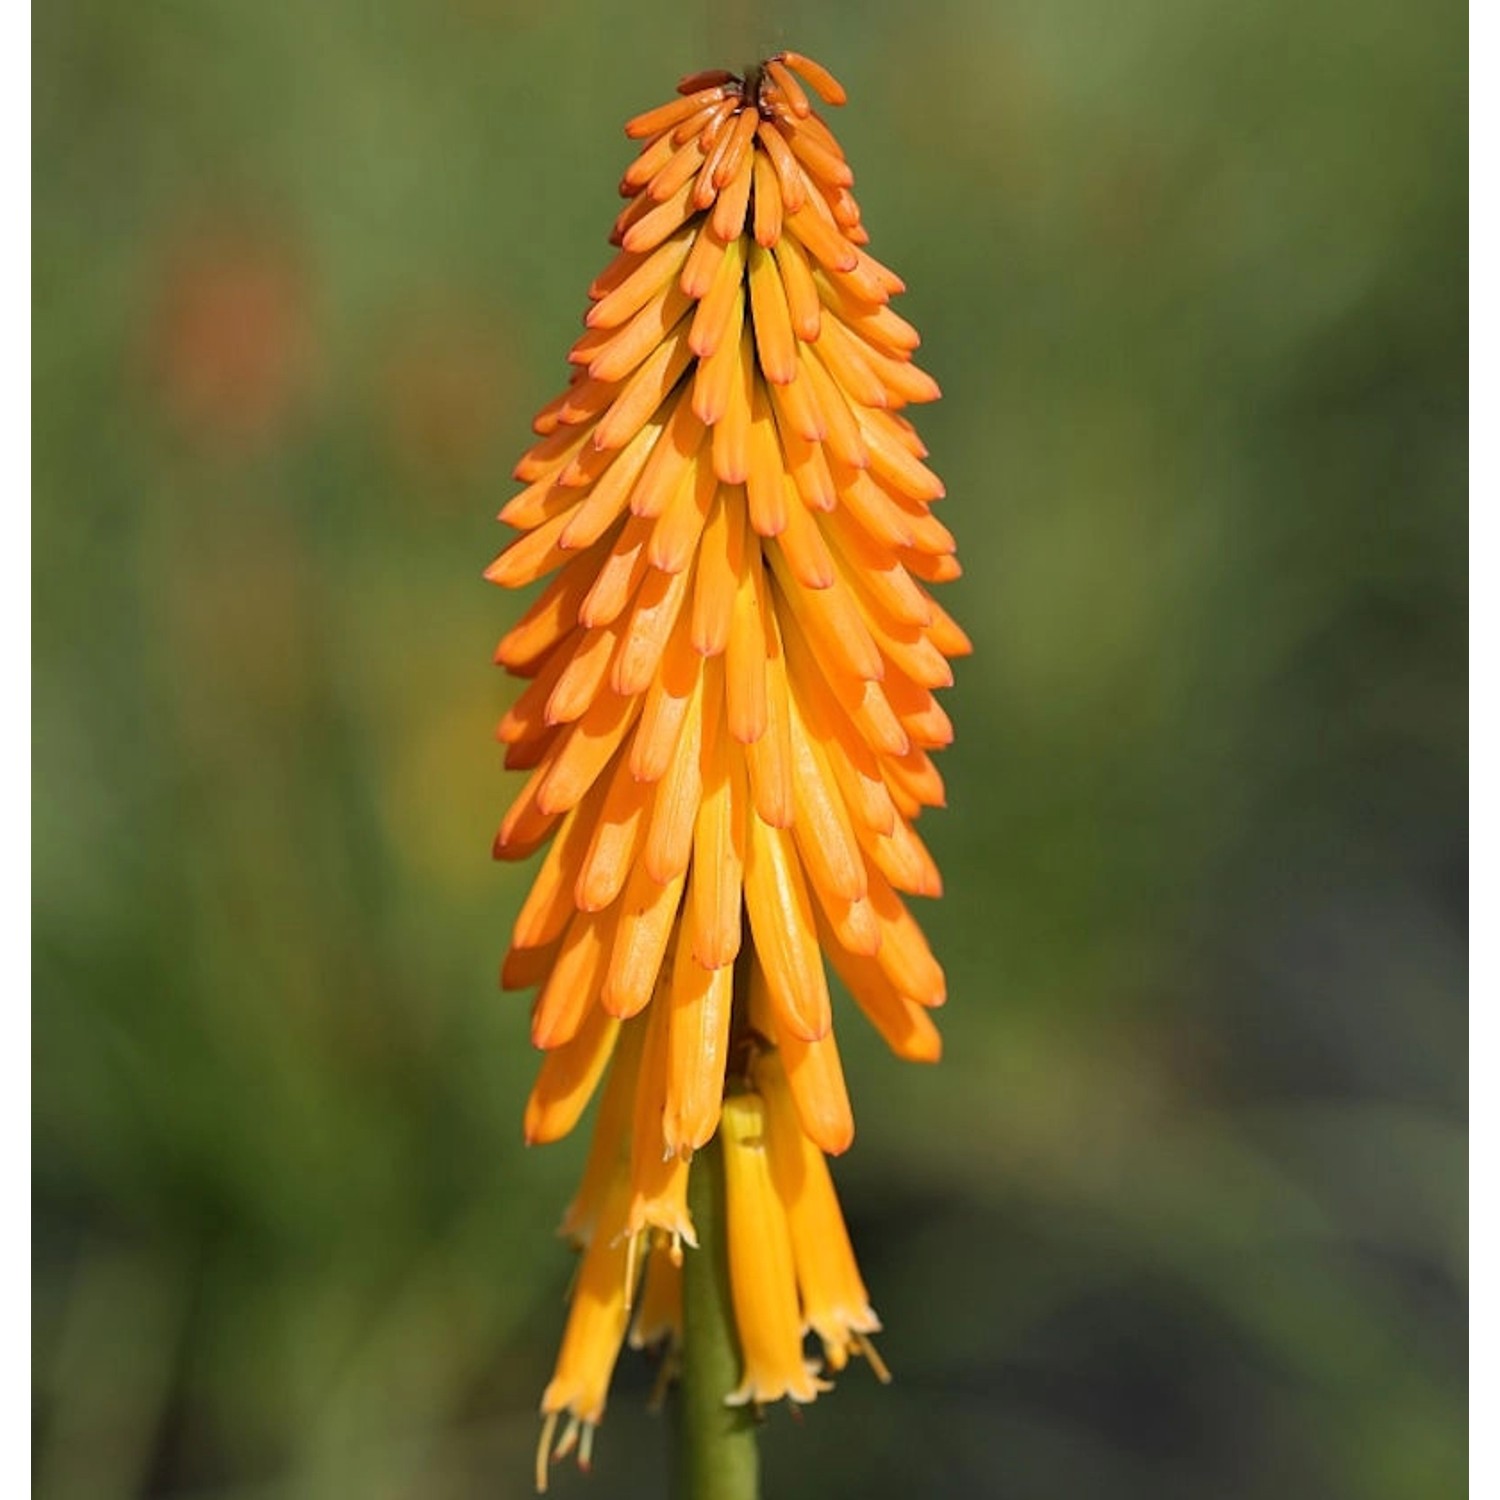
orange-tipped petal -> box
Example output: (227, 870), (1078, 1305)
(927, 597), (974, 657)
(601, 862), (687, 1019)
(818, 911), (944, 1062)
(764, 59), (812, 118)
(785, 190), (859, 274)
(559, 417), (667, 551)
(774, 474), (836, 586)
(689, 233), (748, 360)
(624, 85), (730, 141)
(756, 119), (806, 213)
(494, 544), (602, 671)
(677, 68), (737, 95)
(825, 504), (932, 627)
(715, 105), (760, 187)
(812, 314), (889, 410)
(533, 685), (641, 814)
(611, 563), (694, 699)
(765, 366), (828, 452)
(691, 280), (745, 426)
(787, 689), (866, 905)
(857, 407), (947, 501)
(679, 222), (729, 300)
(531, 904), (618, 1049)
(712, 324), (756, 485)
(770, 231), (821, 341)
(724, 519), (769, 743)
(689, 677), (746, 968)
(485, 506), (579, 591)
(649, 454), (718, 574)
(578, 514), (654, 628)
(745, 605), (794, 828)
(588, 281), (694, 385)
(588, 231), (694, 330)
(663, 936), (734, 1156)
(690, 485), (744, 656)
(642, 651), (707, 881)
(593, 324), (696, 452)
(748, 959), (854, 1155)
(622, 175), (699, 254)
(748, 242), (798, 386)
(625, 390), (706, 521)
(621, 129), (677, 194)
(767, 546), (883, 685)
(646, 135), (709, 204)
(836, 464), (916, 550)
(525, 1005), (622, 1145)
(576, 751), (653, 912)
(783, 117), (854, 190)
(866, 867), (947, 1006)
(752, 150), (784, 248)
(823, 246), (904, 305)
(744, 812), (831, 1041)
(694, 108), (738, 207)
(511, 781), (604, 949)
(781, 52), (848, 107)
(744, 383), (790, 537)
(798, 341), (870, 469)
(501, 935), (560, 993)
(711, 145), (755, 242)
(630, 623), (702, 782)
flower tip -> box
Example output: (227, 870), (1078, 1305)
(677, 68), (737, 95)
(779, 51), (849, 107)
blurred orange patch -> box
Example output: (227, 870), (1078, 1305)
(146, 218), (315, 452)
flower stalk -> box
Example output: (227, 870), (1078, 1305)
(679, 1127), (760, 1500)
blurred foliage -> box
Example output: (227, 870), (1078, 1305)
(33, 0), (1464, 1496)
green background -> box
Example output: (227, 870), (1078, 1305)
(34, 1), (1466, 1496)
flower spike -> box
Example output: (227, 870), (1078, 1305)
(487, 53), (964, 1491)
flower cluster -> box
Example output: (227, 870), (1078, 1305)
(485, 52), (967, 1489)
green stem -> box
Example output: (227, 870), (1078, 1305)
(678, 1131), (760, 1500)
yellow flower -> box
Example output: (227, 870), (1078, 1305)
(753, 1045), (888, 1380)
(535, 1168), (635, 1486)
(488, 52), (966, 1488)
(719, 1090), (829, 1406)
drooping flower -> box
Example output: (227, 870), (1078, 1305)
(486, 52), (967, 1489)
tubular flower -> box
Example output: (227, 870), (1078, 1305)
(488, 52), (967, 1489)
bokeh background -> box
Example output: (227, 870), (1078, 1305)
(33, 1), (1467, 1496)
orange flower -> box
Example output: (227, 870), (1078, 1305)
(488, 53), (967, 1489)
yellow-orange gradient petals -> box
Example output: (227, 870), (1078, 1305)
(758, 1051), (890, 1379)
(558, 1015), (645, 1248)
(630, 1237), (684, 1355)
(719, 1092), (830, 1406)
(490, 50), (963, 1470)
(536, 1170), (639, 1491)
